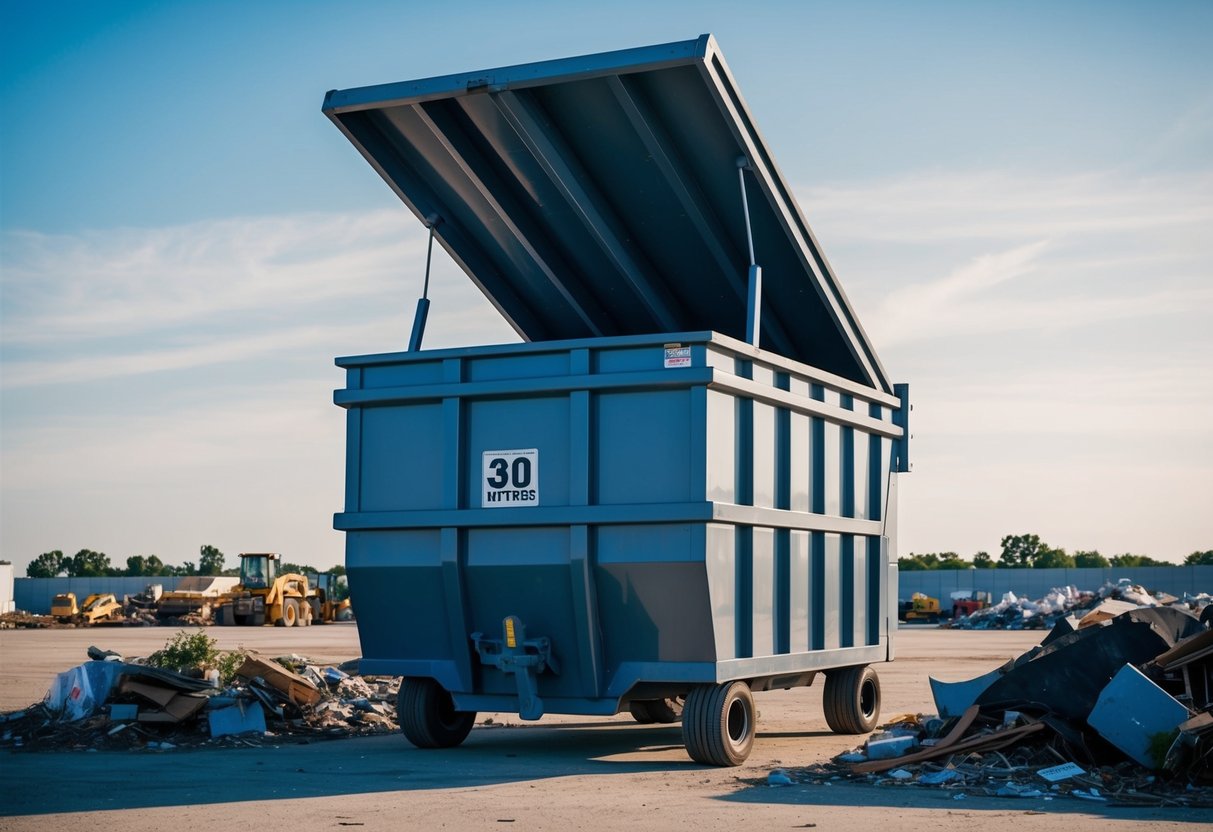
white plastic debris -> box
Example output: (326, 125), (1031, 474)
(1036, 762), (1085, 782)
(767, 770), (793, 786)
(1071, 788), (1106, 802)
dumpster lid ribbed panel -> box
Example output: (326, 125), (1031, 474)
(323, 34), (891, 393)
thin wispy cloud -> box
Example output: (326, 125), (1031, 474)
(2, 166), (1209, 567)
(1, 210), (516, 389)
(804, 170), (1213, 244)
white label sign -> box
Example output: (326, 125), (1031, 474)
(482, 448), (539, 508)
(664, 345), (691, 368)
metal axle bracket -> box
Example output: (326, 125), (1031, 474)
(471, 615), (560, 720)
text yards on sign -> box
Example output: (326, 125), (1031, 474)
(482, 448), (539, 507)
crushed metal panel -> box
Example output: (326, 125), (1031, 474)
(1087, 663), (1189, 769)
(208, 701), (268, 738)
(974, 606), (1202, 721)
(323, 35), (892, 392)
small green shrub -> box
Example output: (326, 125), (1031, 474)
(214, 649), (246, 686)
(146, 629), (245, 685)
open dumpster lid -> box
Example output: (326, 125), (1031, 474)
(324, 34), (891, 393)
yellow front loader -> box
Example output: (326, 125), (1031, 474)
(215, 553), (317, 627)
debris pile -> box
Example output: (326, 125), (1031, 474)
(790, 606), (1213, 807)
(0, 612), (56, 630)
(948, 579), (1211, 631)
(0, 640), (402, 751)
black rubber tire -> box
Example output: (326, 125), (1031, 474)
(822, 665), (881, 734)
(629, 701), (657, 724)
(215, 605), (234, 626)
(646, 697), (683, 724)
(682, 682), (755, 766)
(397, 678), (477, 749)
(308, 598), (323, 625)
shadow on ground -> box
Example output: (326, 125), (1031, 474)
(723, 777), (1213, 824)
(1, 722), (692, 815)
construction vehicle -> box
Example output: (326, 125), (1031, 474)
(51, 593), (79, 623)
(154, 576), (239, 621)
(78, 593), (123, 624)
(303, 571), (353, 623)
(898, 592), (942, 623)
(51, 592), (122, 625)
(215, 553), (316, 627)
(124, 583), (163, 612)
(951, 590), (992, 619)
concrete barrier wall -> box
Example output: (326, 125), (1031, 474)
(14, 577), (190, 614)
(898, 565), (1213, 604)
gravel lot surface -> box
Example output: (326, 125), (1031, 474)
(0, 624), (1204, 829)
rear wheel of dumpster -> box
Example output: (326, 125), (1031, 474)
(397, 678), (477, 749)
(682, 682), (755, 766)
(823, 665), (880, 734)
(280, 599), (299, 628)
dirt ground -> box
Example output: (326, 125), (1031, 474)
(0, 624), (1206, 829)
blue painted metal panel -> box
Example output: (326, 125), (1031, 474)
(323, 35), (892, 392)
(327, 35), (910, 721)
(336, 333), (902, 717)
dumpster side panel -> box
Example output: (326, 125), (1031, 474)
(346, 529), (458, 683)
(338, 333), (903, 712)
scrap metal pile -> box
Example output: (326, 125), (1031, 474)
(781, 606), (1213, 807)
(948, 579), (1212, 631)
(0, 646), (400, 751)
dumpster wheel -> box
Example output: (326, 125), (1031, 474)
(822, 664), (881, 734)
(397, 678), (477, 749)
(682, 682), (755, 766)
(629, 696), (684, 724)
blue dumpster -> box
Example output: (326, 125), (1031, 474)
(325, 34), (909, 766)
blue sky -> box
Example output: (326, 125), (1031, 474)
(2, 1), (1211, 573)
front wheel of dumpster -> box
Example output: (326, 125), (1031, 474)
(823, 665), (880, 734)
(682, 682), (755, 766)
(397, 678), (477, 749)
(629, 701), (657, 724)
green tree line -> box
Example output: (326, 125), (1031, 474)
(25, 545), (345, 579)
(899, 534), (1213, 571)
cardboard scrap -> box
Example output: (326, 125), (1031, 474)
(119, 678), (208, 723)
(236, 652), (322, 707)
